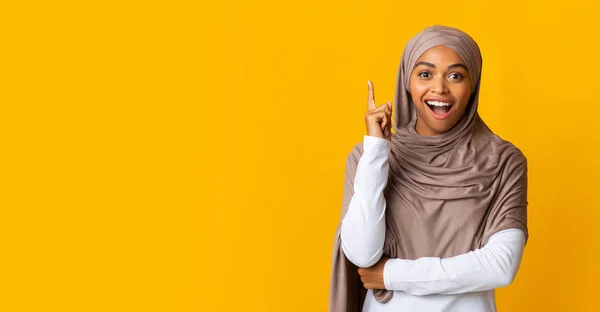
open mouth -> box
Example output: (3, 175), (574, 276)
(425, 100), (453, 118)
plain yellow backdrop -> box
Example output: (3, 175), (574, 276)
(2, 0), (600, 311)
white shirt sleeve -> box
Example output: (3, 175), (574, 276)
(383, 228), (527, 296)
(340, 135), (391, 268)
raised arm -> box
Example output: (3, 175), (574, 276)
(341, 80), (393, 268)
(340, 135), (390, 267)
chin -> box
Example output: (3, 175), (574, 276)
(419, 118), (459, 135)
(431, 122), (454, 133)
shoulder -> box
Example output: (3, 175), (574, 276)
(482, 134), (528, 178)
(491, 134), (527, 166)
(472, 120), (527, 165)
(472, 122), (527, 167)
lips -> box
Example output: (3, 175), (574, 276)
(425, 100), (454, 119)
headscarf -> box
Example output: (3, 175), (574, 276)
(329, 25), (528, 311)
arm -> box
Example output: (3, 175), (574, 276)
(340, 135), (390, 268)
(382, 228), (526, 295)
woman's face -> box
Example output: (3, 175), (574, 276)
(409, 45), (472, 136)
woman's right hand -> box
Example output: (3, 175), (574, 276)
(364, 80), (392, 140)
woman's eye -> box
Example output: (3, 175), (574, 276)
(449, 73), (463, 80)
(419, 72), (431, 78)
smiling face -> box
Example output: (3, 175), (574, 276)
(409, 45), (472, 136)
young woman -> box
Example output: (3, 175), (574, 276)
(329, 25), (528, 312)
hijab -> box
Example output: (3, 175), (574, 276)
(329, 25), (528, 311)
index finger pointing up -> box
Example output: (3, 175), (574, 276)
(367, 80), (376, 110)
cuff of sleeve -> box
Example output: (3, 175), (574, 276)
(383, 258), (415, 291)
(383, 258), (400, 290)
(363, 135), (391, 151)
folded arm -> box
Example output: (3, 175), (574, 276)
(383, 228), (526, 295)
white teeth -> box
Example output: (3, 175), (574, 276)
(426, 101), (451, 106)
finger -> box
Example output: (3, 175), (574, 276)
(385, 102), (392, 126)
(367, 103), (388, 116)
(382, 101), (391, 112)
(381, 114), (388, 130)
(367, 80), (376, 110)
(383, 102), (392, 127)
(366, 111), (386, 128)
(375, 101), (391, 113)
(381, 120), (389, 135)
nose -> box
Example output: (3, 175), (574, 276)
(431, 76), (448, 94)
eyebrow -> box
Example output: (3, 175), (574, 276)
(415, 62), (469, 72)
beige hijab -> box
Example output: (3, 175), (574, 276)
(329, 25), (528, 311)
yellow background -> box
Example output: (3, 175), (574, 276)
(2, 0), (600, 311)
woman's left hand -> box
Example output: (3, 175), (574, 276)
(357, 256), (390, 289)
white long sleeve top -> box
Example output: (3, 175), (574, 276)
(340, 135), (526, 312)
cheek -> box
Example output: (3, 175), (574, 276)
(451, 86), (471, 106)
(409, 81), (428, 102)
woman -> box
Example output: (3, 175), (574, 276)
(329, 25), (528, 312)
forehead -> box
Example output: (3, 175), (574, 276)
(415, 45), (466, 66)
